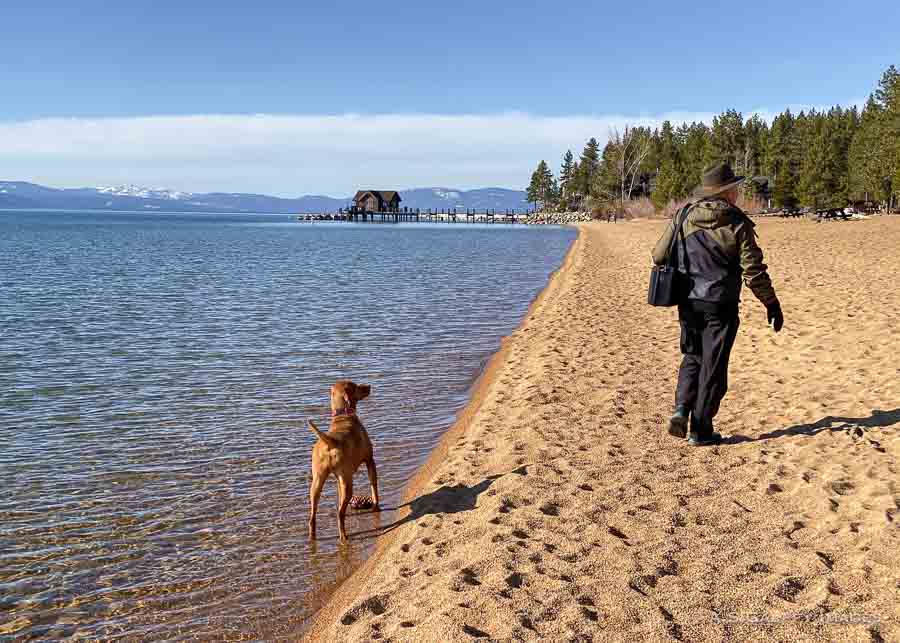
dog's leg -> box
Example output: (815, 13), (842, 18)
(337, 475), (353, 543)
(365, 458), (380, 510)
(308, 472), (326, 540)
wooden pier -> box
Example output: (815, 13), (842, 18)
(296, 207), (533, 224)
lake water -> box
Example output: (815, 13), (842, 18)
(0, 211), (575, 640)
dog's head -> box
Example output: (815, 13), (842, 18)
(330, 380), (371, 413)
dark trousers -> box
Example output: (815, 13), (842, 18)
(675, 302), (740, 425)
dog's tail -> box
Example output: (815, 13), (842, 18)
(307, 420), (341, 449)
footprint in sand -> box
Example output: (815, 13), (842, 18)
(539, 502), (560, 516)
(830, 480), (855, 495)
(608, 526), (629, 543)
(461, 624), (490, 638)
(340, 595), (389, 625)
(784, 520), (805, 540)
(499, 499), (517, 514)
(450, 568), (482, 592)
(505, 572), (524, 589)
(774, 577), (805, 602)
(816, 551), (835, 570)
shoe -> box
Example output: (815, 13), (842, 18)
(688, 416), (722, 446)
(688, 431), (722, 446)
(668, 405), (689, 439)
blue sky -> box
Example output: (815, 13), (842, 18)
(1, 1), (896, 195)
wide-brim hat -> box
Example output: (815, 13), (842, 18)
(693, 162), (745, 198)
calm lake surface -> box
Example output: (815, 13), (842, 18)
(0, 211), (575, 640)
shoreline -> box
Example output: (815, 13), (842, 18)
(301, 218), (899, 642)
(300, 227), (583, 639)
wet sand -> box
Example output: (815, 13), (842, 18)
(303, 217), (900, 642)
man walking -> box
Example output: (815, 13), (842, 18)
(652, 163), (783, 446)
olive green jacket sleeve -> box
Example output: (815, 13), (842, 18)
(651, 219), (677, 266)
(737, 222), (779, 306)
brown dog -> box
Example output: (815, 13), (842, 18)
(307, 380), (379, 542)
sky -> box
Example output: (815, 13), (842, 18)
(1, 0), (896, 196)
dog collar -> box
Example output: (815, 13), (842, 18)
(332, 408), (356, 417)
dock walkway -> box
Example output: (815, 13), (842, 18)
(297, 208), (532, 224)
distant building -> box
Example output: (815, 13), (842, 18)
(352, 190), (402, 213)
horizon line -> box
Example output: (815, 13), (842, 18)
(0, 179), (530, 201)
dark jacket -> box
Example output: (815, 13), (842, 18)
(652, 198), (778, 307)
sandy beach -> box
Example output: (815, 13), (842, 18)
(304, 217), (900, 642)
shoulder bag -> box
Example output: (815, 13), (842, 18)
(647, 204), (691, 307)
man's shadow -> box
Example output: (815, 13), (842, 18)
(348, 473), (504, 541)
(724, 408), (900, 444)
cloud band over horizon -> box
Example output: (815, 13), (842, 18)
(0, 106), (854, 197)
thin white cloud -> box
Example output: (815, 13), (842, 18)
(0, 106), (855, 196)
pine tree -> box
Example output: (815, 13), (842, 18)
(893, 146), (900, 209)
(527, 160), (556, 210)
(658, 121), (678, 164)
(681, 122), (713, 194)
(539, 160), (556, 208)
(526, 163), (542, 209)
(548, 175), (561, 206)
(742, 114), (768, 177)
(798, 111), (838, 207)
(650, 121), (686, 208)
(849, 96), (886, 203)
(847, 67), (900, 206)
(652, 159), (683, 210)
(875, 65), (900, 203)
(559, 150), (576, 210)
(710, 109), (746, 171)
(768, 110), (799, 208)
(576, 138), (601, 199)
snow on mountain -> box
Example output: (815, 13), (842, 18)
(431, 188), (462, 200)
(0, 181), (529, 213)
(95, 185), (194, 200)
(398, 187), (529, 211)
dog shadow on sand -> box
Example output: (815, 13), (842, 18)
(347, 474), (503, 541)
(724, 407), (900, 444)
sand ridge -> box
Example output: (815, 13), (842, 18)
(304, 218), (900, 642)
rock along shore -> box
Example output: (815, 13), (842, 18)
(523, 211), (597, 225)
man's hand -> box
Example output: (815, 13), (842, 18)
(766, 301), (784, 333)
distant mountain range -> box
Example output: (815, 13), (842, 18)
(0, 182), (530, 214)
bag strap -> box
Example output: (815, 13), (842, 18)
(666, 203), (692, 268)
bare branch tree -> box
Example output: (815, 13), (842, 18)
(605, 126), (653, 218)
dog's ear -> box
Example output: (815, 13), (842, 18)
(358, 384), (371, 400)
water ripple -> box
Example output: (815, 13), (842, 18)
(0, 211), (574, 640)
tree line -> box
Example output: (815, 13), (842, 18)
(527, 65), (900, 213)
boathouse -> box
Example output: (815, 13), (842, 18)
(352, 190), (402, 213)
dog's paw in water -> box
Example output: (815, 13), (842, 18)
(350, 495), (378, 511)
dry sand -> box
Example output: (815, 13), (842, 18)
(303, 217), (900, 642)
